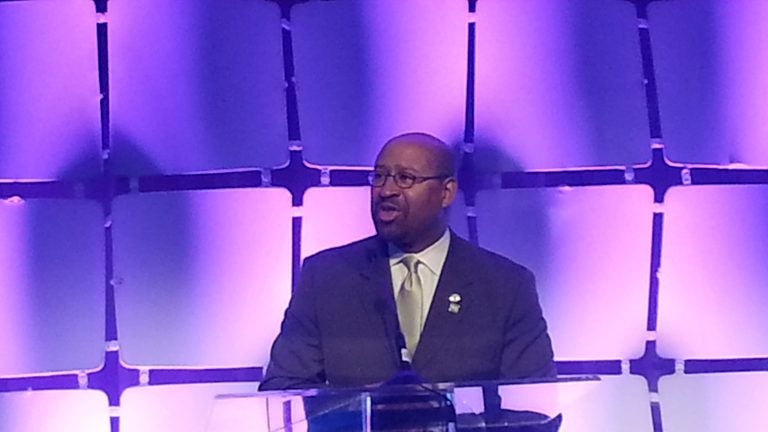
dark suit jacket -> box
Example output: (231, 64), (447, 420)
(259, 233), (555, 390)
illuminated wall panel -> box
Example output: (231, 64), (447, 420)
(474, 186), (654, 360)
(452, 377), (652, 431)
(109, 0), (287, 175)
(459, 376), (652, 431)
(555, 376), (653, 432)
(657, 186), (768, 359)
(301, 187), (375, 259)
(120, 383), (256, 432)
(112, 189), (292, 367)
(0, 390), (109, 432)
(659, 372), (768, 432)
(0, 0), (101, 179)
(0, 199), (104, 376)
(474, 0), (648, 170)
(0, 200), (30, 375)
(293, 0), (468, 165)
(650, 0), (768, 166)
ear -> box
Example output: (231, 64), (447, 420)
(441, 177), (458, 208)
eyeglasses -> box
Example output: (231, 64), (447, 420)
(368, 171), (449, 189)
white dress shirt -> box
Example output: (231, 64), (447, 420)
(388, 229), (451, 332)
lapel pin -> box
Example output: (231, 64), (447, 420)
(448, 293), (462, 314)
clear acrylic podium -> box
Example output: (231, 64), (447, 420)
(205, 376), (599, 431)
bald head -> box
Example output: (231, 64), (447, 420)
(381, 132), (456, 178)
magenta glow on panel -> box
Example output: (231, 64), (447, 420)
(540, 376), (652, 431)
(0, 0), (101, 179)
(301, 187), (375, 260)
(474, 0), (646, 170)
(1, 199), (106, 375)
(660, 372), (768, 432)
(718, 3), (768, 166)
(188, 189), (293, 367)
(452, 378), (653, 432)
(294, 0), (468, 166)
(0, 390), (109, 432)
(658, 186), (768, 359)
(119, 383), (257, 432)
(362, 0), (468, 146)
(109, 1), (207, 174)
(112, 189), (292, 368)
(475, 185), (653, 360)
(111, 191), (200, 367)
(0, 200), (30, 375)
(109, 0), (286, 175)
(476, 1), (589, 169)
(649, 0), (768, 166)
(540, 186), (653, 360)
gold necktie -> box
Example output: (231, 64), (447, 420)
(397, 255), (423, 357)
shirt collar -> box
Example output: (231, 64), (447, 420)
(388, 229), (451, 276)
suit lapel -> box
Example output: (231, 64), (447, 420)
(412, 234), (475, 371)
(352, 237), (401, 367)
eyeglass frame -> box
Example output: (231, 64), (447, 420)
(368, 170), (452, 189)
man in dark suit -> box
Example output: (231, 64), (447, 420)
(260, 132), (555, 390)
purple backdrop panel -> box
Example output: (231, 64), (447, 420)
(456, 377), (651, 430)
(0, 198), (104, 376)
(120, 383), (256, 432)
(454, 377), (652, 431)
(301, 187), (375, 259)
(474, 0), (648, 170)
(301, 187), (469, 260)
(657, 186), (768, 359)
(548, 376), (652, 432)
(112, 189), (292, 367)
(659, 372), (768, 431)
(0, 200), (30, 374)
(649, 1), (768, 166)
(109, 0), (286, 175)
(0, 390), (109, 432)
(0, 0), (101, 179)
(293, 0), (467, 165)
(474, 186), (654, 360)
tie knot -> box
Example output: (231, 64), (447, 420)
(401, 255), (419, 272)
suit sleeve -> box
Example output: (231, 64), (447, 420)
(259, 257), (327, 390)
(500, 268), (556, 379)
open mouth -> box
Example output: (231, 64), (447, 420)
(376, 202), (401, 223)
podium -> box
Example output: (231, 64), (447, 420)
(205, 376), (599, 431)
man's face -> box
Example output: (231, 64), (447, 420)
(370, 141), (456, 252)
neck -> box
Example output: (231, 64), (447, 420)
(397, 225), (447, 253)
